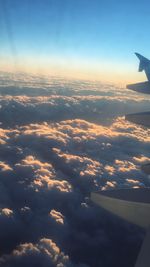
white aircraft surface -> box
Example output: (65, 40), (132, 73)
(91, 53), (150, 267)
(91, 189), (150, 267)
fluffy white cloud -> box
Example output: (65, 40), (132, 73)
(0, 161), (12, 172)
(0, 208), (13, 217)
(0, 73), (149, 267)
(1, 238), (88, 267)
(49, 210), (64, 225)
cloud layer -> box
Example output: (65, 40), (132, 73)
(0, 72), (150, 267)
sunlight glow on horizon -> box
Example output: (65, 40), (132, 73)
(0, 54), (147, 86)
(0, 0), (150, 85)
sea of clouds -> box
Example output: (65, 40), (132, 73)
(0, 71), (150, 267)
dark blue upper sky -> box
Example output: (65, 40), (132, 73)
(0, 0), (150, 82)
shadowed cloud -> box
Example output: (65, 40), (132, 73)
(0, 72), (149, 267)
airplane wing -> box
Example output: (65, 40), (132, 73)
(125, 112), (150, 128)
(126, 81), (150, 94)
(135, 53), (150, 81)
(126, 53), (150, 93)
(141, 163), (150, 175)
(91, 189), (150, 267)
(135, 226), (150, 267)
(91, 53), (150, 267)
(91, 189), (150, 229)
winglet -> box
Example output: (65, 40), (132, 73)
(135, 53), (149, 62)
(134, 53), (150, 81)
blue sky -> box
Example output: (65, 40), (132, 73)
(0, 0), (150, 82)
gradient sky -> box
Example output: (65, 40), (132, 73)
(0, 0), (150, 83)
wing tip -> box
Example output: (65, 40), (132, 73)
(135, 52), (141, 59)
